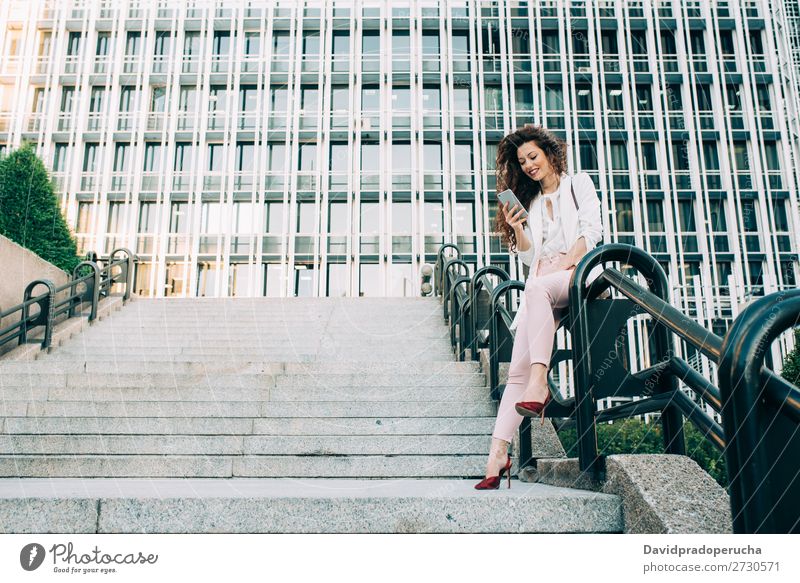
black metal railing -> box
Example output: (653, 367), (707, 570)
(718, 290), (800, 534)
(0, 248), (136, 352)
(435, 242), (800, 533)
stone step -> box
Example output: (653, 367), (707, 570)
(2, 416), (495, 435)
(105, 311), (444, 320)
(0, 454), (492, 478)
(114, 301), (441, 309)
(1, 386), (271, 402)
(41, 353), (457, 363)
(47, 349), (457, 360)
(0, 372), (481, 389)
(0, 478), (624, 533)
(117, 306), (441, 311)
(0, 372), (275, 389)
(2, 400), (497, 418)
(274, 373), (485, 388)
(98, 321), (446, 330)
(269, 386), (489, 402)
(78, 319), (446, 325)
(71, 326), (450, 344)
(0, 435), (489, 455)
(72, 331), (451, 342)
(282, 361), (480, 374)
(0, 384), (487, 403)
(0, 360), (479, 375)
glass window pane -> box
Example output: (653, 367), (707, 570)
(425, 202), (444, 232)
(391, 87), (411, 110)
(423, 143), (442, 172)
(264, 202), (285, 233)
(362, 33), (379, 56)
(390, 263), (413, 296)
(201, 202), (222, 232)
(392, 202), (412, 232)
(392, 143), (412, 172)
(207, 144), (223, 172)
(298, 143), (317, 171)
(331, 86), (349, 111)
(422, 33), (439, 55)
(327, 264), (348, 297)
(235, 143), (254, 172)
(263, 264), (283, 296)
(170, 202), (189, 233)
(267, 143), (286, 171)
(333, 33), (350, 55)
(453, 143), (473, 173)
(297, 202), (316, 232)
(392, 32), (410, 54)
(678, 200), (696, 231)
(453, 88), (470, 110)
(328, 202), (348, 232)
(174, 143), (193, 171)
(646, 201), (665, 230)
(330, 143), (349, 173)
(616, 201), (634, 231)
(138, 202), (157, 232)
(359, 264), (380, 296)
(362, 86), (380, 110)
(245, 32), (261, 56)
(361, 143), (380, 172)
(360, 202), (380, 233)
(454, 202), (474, 232)
(422, 86), (440, 111)
(303, 34), (320, 56)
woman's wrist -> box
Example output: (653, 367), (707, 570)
(563, 253), (578, 267)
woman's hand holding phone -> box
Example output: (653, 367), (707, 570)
(500, 201), (527, 233)
(501, 201), (532, 252)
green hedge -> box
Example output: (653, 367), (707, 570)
(557, 418), (728, 487)
(780, 329), (800, 388)
(0, 143), (80, 273)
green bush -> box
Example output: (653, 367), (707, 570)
(0, 143), (80, 273)
(557, 418), (728, 487)
(780, 329), (800, 387)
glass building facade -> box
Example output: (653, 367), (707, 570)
(0, 2), (798, 349)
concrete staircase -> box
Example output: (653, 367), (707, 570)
(0, 297), (622, 533)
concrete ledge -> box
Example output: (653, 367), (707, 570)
(535, 454), (732, 533)
(0, 478), (623, 533)
(0, 295), (128, 362)
(0, 498), (98, 534)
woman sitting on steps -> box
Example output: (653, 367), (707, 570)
(475, 125), (604, 490)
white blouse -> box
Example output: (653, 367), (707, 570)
(539, 191), (568, 259)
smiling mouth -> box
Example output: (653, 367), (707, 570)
(529, 169), (539, 177)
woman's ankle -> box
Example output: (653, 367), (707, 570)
(488, 438), (509, 459)
(521, 381), (549, 401)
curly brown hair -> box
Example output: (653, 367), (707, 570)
(493, 125), (568, 252)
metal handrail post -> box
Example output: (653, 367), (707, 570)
(109, 247), (136, 301)
(21, 280), (56, 348)
(72, 260), (101, 321)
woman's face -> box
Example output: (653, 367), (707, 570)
(516, 140), (554, 183)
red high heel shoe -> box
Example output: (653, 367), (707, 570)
(515, 392), (552, 425)
(474, 454), (512, 490)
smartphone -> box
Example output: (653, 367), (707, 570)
(497, 189), (528, 221)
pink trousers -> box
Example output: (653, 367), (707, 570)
(491, 254), (573, 443)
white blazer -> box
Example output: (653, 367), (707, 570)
(509, 172), (604, 330)
(516, 172), (603, 271)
